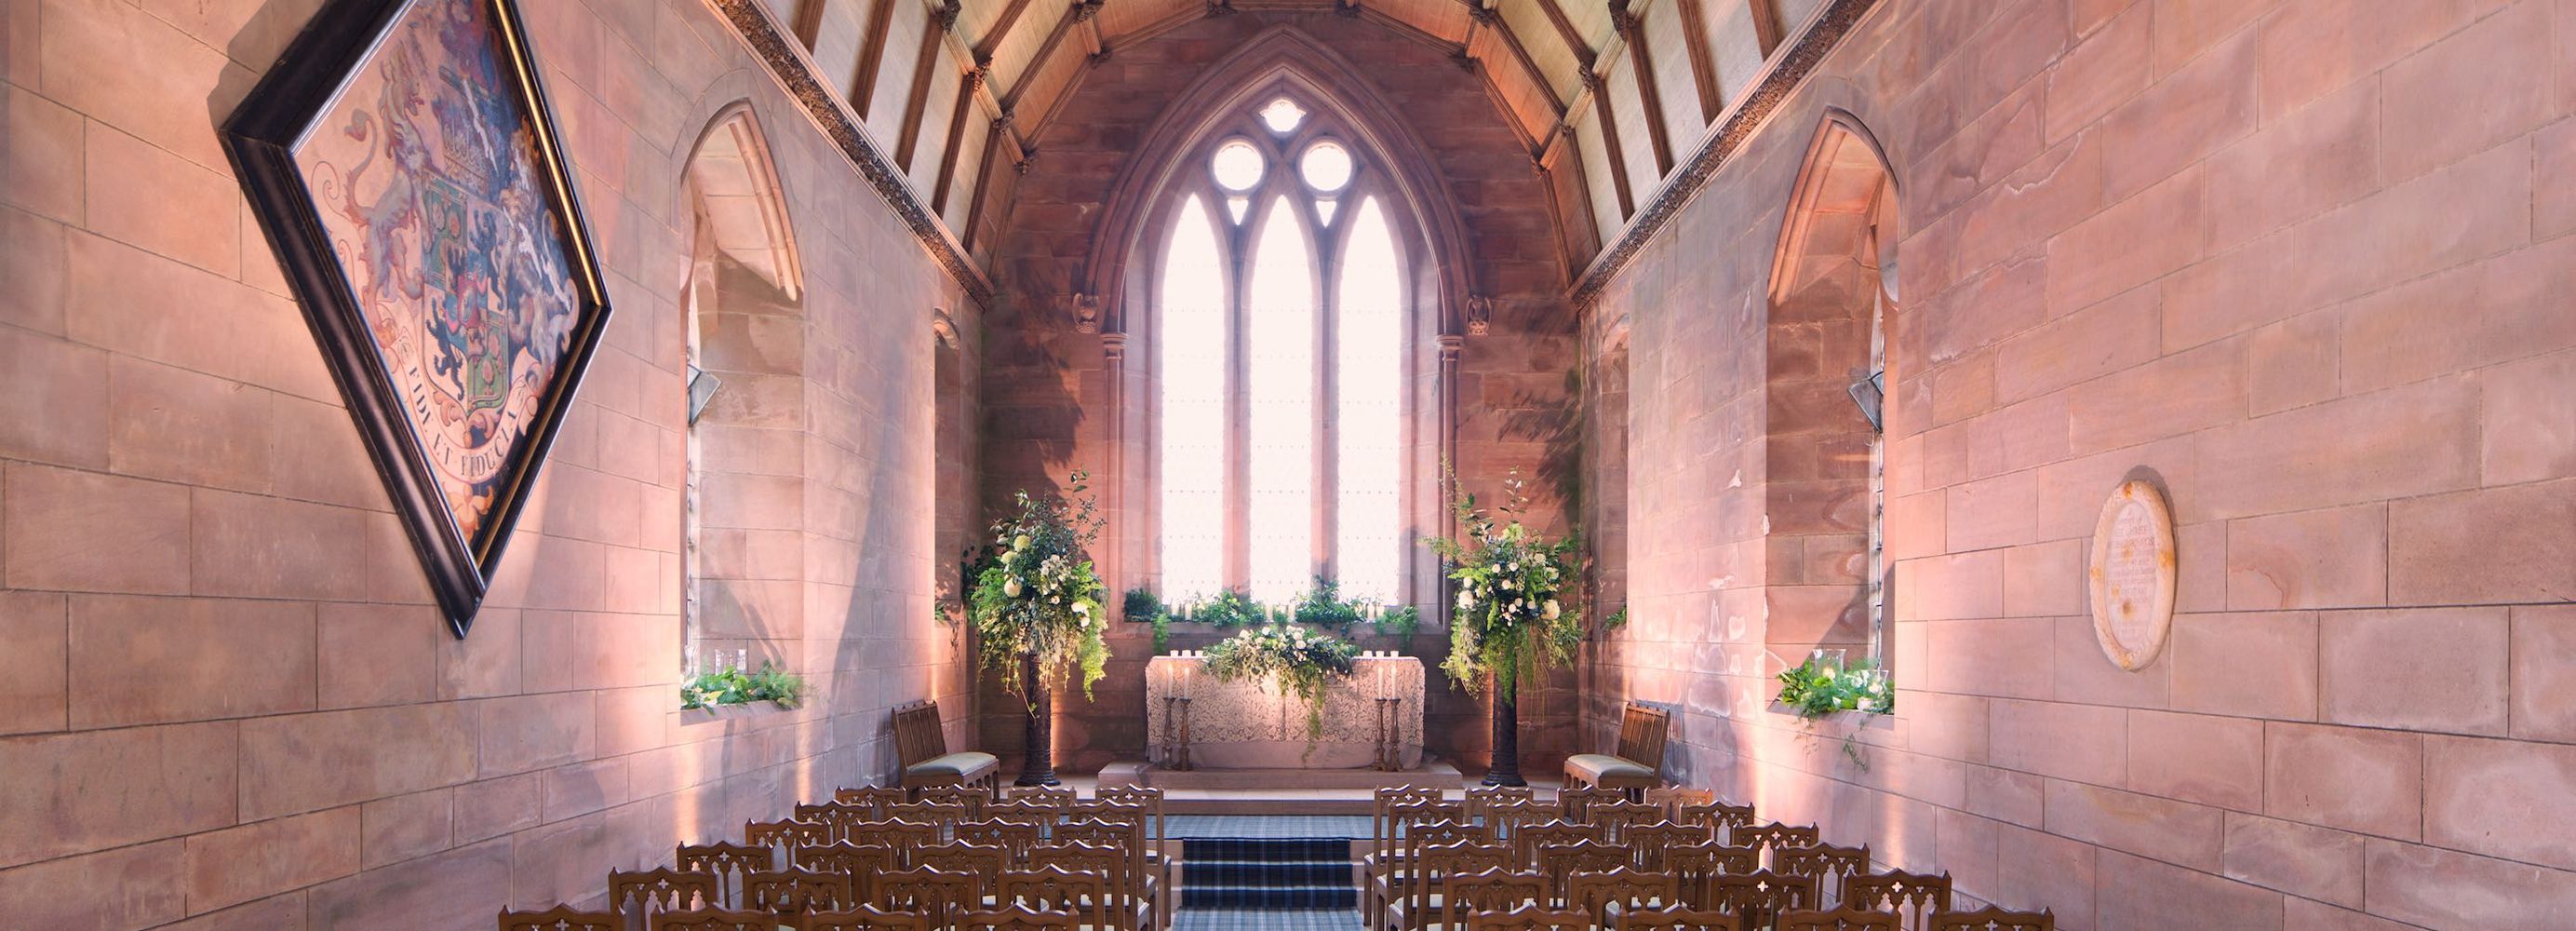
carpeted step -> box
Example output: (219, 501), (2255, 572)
(1181, 836), (1358, 911)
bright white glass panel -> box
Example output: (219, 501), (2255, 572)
(1212, 141), (1264, 192)
(1316, 199), (1338, 225)
(1160, 196), (1227, 600)
(1299, 142), (1353, 192)
(1260, 98), (1308, 134)
(1245, 198), (1315, 603)
(1335, 198), (1403, 603)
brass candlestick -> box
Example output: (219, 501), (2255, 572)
(1374, 696), (1403, 771)
(1174, 696), (1195, 771)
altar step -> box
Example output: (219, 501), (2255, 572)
(1178, 837), (1358, 911)
(1100, 760), (1463, 815)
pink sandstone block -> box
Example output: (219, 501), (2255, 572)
(237, 704), (479, 821)
(158, 895), (310, 931)
(2, 85), (83, 224)
(2046, 1), (2150, 142)
(2423, 735), (2576, 870)
(2379, 0), (2552, 182)
(267, 395), (386, 510)
(1966, 764), (2046, 828)
(2256, 0), (2507, 121)
(2092, 848), (2284, 931)
(2482, 348), (2576, 485)
(451, 772), (545, 846)
(1936, 805), (2003, 895)
(2150, 0), (2276, 75)
(2046, 166), (2207, 314)
(2389, 479), (2576, 605)
(2225, 504), (2388, 610)
(2542, 117), (2576, 240)
(2046, 777), (2227, 869)
(0, 208), (68, 338)
(307, 837), (513, 931)
(2050, 614), (2171, 709)
(1993, 284), (2160, 404)
(477, 691), (600, 779)
(1990, 699), (2126, 786)
(2516, 605), (2576, 742)
(1925, 616), (2056, 701)
(2338, 237), (2576, 398)
(2066, 336), (2243, 455)
(2223, 812), (2366, 908)
(2322, 607), (2509, 735)
(0, 839), (184, 931)
(2169, 611), (2318, 721)
(2365, 837), (2576, 931)
(188, 489), (369, 601)
(0, 722), (237, 869)
(2100, 31), (2253, 201)
(0, 327), (109, 470)
(82, 122), (239, 276)
(315, 603), (438, 710)
(2002, 539), (2084, 616)
(70, 594), (315, 728)
(1955, 135), (2105, 280)
(3, 461), (188, 593)
(359, 788), (454, 870)
(2264, 722), (2422, 839)
(2205, 75), (2379, 253)
(181, 807), (361, 914)
(63, 232), (337, 402)
(1993, 824), (2097, 930)
(2243, 311), (2339, 417)
(0, 591), (66, 735)
(2192, 376), (2479, 519)
(2127, 708), (2261, 811)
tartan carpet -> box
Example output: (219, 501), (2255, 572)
(1181, 836), (1357, 911)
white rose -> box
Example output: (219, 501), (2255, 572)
(1544, 600), (1562, 620)
(1003, 577), (1023, 598)
(1013, 534), (1031, 551)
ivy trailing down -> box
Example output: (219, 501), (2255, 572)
(680, 662), (808, 709)
(1201, 623), (1360, 738)
(969, 471), (1111, 702)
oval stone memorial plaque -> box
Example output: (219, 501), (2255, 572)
(2089, 479), (2177, 670)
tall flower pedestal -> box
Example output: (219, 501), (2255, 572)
(1015, 651), (1058, 786)
(1484, 679), (1525, 786)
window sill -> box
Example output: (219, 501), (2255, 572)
(677, 701), (801, 726)
(1764, 701), (1895, 729)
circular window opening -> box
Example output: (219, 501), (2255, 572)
(1259, 98), (1308, 134)
(1299, 142), (1353, 192)
(1212, 140), (1265, 192)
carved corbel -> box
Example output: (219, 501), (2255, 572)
(1068, 292), (1102, 334)
(1464, 295), (1494, 337)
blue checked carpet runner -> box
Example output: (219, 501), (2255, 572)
(1180, 837), (1357, 910)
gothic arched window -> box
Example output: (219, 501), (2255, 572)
(1153, 95), (1412, 605)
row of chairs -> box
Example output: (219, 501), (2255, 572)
(501, 782), (1173, 931)
(1365, 786), (2053, 931)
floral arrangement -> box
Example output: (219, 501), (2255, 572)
(1776, 655), (1893, 717)
(1429, 472), (1585, 696)
(1202, 623), (1360, 736)
(680, 661), (807, 710)
(970, 471), (1110, 701)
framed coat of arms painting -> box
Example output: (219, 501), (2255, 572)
(222, 0), (610, 637)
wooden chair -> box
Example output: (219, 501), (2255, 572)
(1030, 841), (1153, 931)
(1565, 867), (1680, 923)
(1007, 785), (1079, 809)
(1564, 702), (1671, 796)
(1737, 822), (1821, 866)
(919, 784), (992, 816)
(675, 843), (772, 908)
(1392, 841), (1515, 931)
(742, 869), (857, 914)
(1585, 800), (1664, 841)
(802, 905), (932, 931)
(835, 786), (906, 814)
(1619, 905), (1743, 930)
(892, 700), (999, 790)
(1645, 787), (1717, 811)
(885, 800), (971, 826)
(1777, 843), (1870, 906)
(1534, 839), (1631, 881)
(793, 842), (901, 880)
(1677, 803), (1757, 846)
(872, 866), (981, 928)
(745, 818), (831, 849)
(1624, 823), (1711, 870)
(956, 818), (1048, 857)
(952, 905), (1080, 930)
(610, 868), (722, 918)
(917, 842), (1013, 884)
(1554, 786), (1622, 823)
(1439, 868), (1550, 929)
(497, 906), (620, 931)
(1927, 908), (2052, 931)
(1509, 821), (1602, 868)
(650, 909), (780, 931)
(1705, 870), (1818, 930)
(1462, 904), (1593, 930)
(1667, 843), (1761, 908)
(999, 866), (1121, 930)
(1777, 907), (1903, 931)
(1844, 871), (1952, 931)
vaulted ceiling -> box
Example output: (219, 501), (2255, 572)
(737, 0), (1848, 300)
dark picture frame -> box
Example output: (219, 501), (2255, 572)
(222, 0), (611, 638)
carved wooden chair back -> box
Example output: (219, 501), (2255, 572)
(610, 868), (722, 917)
(1777, 906), (1903, 931)
(1927, 907), (2053, 931)
(1625, 822), (1712, 870)
(743, 869), (858, 915)
(1007, 785), (1079, 811)
(999, 866), (1120, 930)
(745, 818), (832, 850)
(1705, 870), (1818, 928)
(649, 908), (780, 931)
(1844, 870), (1952, 930)
(1737, 822), (1821, 866)
(884, 800), (969, 826)
(916, 842), (1012, 884)
(1465, 785), (1536, 818)
(675, 843), (772, 907)
(1618, 905), (1744, 931)
(1645, 787), (1717, 812)
(799, 904), (931, 931)
(1033, 839), (1147, 927)
(1566, 866), (1681, 918)
(1679, 803), (1758, 845)
(1462, 904), (1595, 931)
(1406, 840), (1517, 929)
(1587, 800), (1665, 840)
(1534, 838), (1632, 883)
(954, 817), (1047, 857)
(793, 842), (900, 885)
(870, 866), (979, 927)
(988, 795), (1063, 825)
(794, 803), (871, 842)
(1510, 820), (1603, 867)
(497, 906), (621, 931)
(890, 701), (950, 772)
(1481, 797), (1549, 842)
(848, 819), (939, 854)
(834, 786), (906, 815)
(951, 905), (1080, 930)
(1441, 868), (1550, 927)
(918, 784), (990, 815)
(1667, 842), (1761, 907)
(1555, 786), (1622, 822)
(1616, 702), (1674, 775)
(1777, 843), (1871, 905)
(1094, 785), (1168, 851)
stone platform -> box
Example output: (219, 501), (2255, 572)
(1095, 760), (1469, 815)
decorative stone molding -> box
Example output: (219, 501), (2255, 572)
(932, 309), (961, 348)
(1100, 331), (1127, 361)
(1068, 292), (1102, 333)
(1567, 0), (1879, 308)
(1438, 332), (1465, 362)
(707, 0), (995, 307)
(1464, 295), (1494, 336)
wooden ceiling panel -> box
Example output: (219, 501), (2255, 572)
(1498, 0), (1584, 103)
(1091, 0), (1197, 44)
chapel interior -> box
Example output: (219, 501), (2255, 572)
(3, 0), (2572, 928)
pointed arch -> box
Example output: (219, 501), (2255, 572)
(683, 102), (806, 301)
(1086, 25), (1479, 336)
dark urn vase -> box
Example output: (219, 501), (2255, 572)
(1015, 652), (1059, 786)
(1484, 676), (1526, 787)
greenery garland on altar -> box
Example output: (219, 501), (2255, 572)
(1429, 471), (1586, 697)
(969, 471), (1110, 701)
(1201, 623), (1360, 737)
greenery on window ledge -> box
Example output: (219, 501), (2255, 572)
(1774, 655), (1891, 769)
(680, 662), (808, 710)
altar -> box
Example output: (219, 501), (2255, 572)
(1146, 652), (1425, 770)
